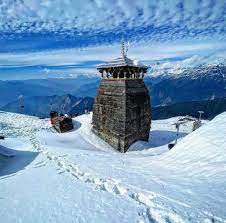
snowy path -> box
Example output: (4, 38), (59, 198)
(0, 139), (147, 223)
(1, 111), (226, 223)
(0, 112), (148, 223)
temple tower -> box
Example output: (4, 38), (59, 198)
(92, 42), (151, 153)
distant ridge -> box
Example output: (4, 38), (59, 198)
(1, 64), (225, 119)
(152, 97), (226, 120)
(1, 94), (94, 118)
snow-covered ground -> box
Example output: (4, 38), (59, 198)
(0, 111), (225, 223)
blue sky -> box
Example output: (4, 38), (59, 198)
(0, 0), (225, 80)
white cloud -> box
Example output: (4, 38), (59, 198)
(0, 0), (225, 42)
(0, 41), (225, 68)
(0, 0), (225, 80)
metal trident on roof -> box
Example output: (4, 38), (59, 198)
(121, 40), (130, 58)
(121, 40), (125, 58)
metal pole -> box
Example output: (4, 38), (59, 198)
(175, 123), (180, 144)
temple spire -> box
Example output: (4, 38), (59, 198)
(97, 40), (148, 79)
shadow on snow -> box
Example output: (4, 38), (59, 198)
(129, 130), (187, 152)
(0, 145), (38, 177)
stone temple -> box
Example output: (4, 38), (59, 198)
(92, 42), (151, 153)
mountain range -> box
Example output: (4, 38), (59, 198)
(152, 97), (226, 120)
(1, 94), (94, 118)
(1, 64), (225, 119)
(0, 76), (99, 107)
(149, 64), (226, 106)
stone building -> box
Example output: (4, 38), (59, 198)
(92, 42), (151, 152)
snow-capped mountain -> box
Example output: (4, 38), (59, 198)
(148, 64), (226, 106)
(1, 64), (225, 118)
(0, 111), (226, 222)
(149, 54), (226, 78)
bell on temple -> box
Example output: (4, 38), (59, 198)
(92, 41), (151, 153)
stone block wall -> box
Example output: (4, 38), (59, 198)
(92, 79), (151, 152)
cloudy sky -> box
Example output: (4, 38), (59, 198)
(0, 0), (225, 80)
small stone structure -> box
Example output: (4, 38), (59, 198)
(92, 42), (151, 152)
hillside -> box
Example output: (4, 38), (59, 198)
(0, 80), (66, 107)
(1, 94), (94, 117)
(0, 111), (225, 222)
(0, 77), (99, 107)
(152, 97), (226, 120)
(3, 93), (225, 121)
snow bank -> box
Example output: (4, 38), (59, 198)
(0, 117), (146, 223)
(0, 111), (50, 138)
(160, 112), (226, 177)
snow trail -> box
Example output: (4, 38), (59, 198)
(0, 112), (186, 223)
(32, 134), (186, 223)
